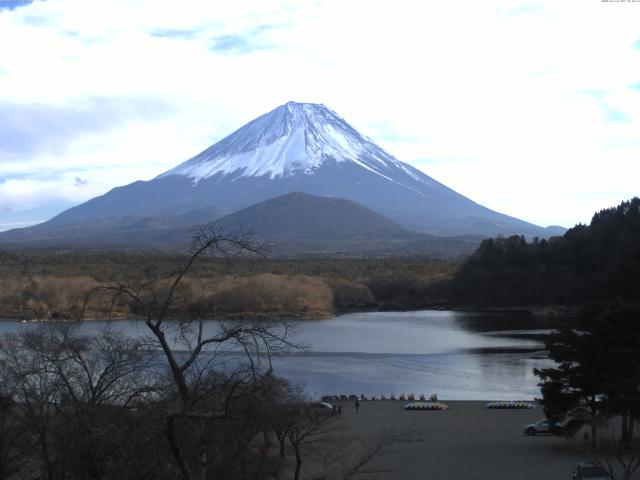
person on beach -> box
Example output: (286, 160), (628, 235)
(354, 399), (360, 414)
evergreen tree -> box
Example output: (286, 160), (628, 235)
(535, 303), (640, 446)
(588, 304), (640, 447)
(535, 319), (606, 446)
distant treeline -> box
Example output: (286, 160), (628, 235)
(443, 198), (640, 307)
(0, 254), (456, 320)
(5, 198), (636, 319)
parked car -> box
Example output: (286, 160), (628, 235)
(572, 462), (611, 479)
(523, 418), (562, 435)
(308, 401), (337, 416)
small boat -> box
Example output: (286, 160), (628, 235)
(404, 401), (449, 411)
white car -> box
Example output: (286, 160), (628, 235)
(523, 418), (559, 435)
(308, 401), (337, 416)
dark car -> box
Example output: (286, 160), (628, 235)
(572, 462), (611, 480)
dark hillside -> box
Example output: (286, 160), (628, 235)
(445, 198), (640, 306)
(212, 192), (410, 239)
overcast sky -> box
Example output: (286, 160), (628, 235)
(1, 0), (639, 231)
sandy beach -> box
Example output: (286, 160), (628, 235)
(325, 400), (585, 480)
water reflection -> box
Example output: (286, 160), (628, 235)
(283, 310), (547, 355)
(452, 310), (557, 333)
(0, 310), (554, 400)
(269, 310), (553, 399)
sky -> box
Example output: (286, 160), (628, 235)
(0, 0), (639, 231)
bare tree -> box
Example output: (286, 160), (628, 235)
(0, 360), (25, 480)
(265, 378), (304, 459)
(80, 225), (301, 480)
(0, 322), (162, 480)
(2, 332), (66, 480)
(286, 403), (333, 480)
(310, 429), (403, 480)
(586, 437), (640, 480)
(275, 398), (402, 480)
(19, 323), (156, 412)
(81, 226), (290, 401)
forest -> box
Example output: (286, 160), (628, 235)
(445, 198), (640, 307)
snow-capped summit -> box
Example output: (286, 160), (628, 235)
(24, 102), (557, 239)
(159, 102), (420, 183)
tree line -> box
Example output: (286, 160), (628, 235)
(0, 252), (456, 321)
(444, 198), (640, 307)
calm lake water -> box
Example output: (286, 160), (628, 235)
(0, 310), (554, 400)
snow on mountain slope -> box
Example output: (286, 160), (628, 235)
(159, 102), (422, 185)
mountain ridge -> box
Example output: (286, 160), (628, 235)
(0, 192), (481, 257)
(1, 102), (564, 247)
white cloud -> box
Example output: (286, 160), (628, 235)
(0, 0), (639, 230)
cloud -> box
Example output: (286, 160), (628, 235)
(579, 88), (607, 100)
(210, 23), (282, 54)
(0, 176), (85, 213)
(0, 97), (174, 158)
(600, 103), (631, 123)
(361, 120), (422, 144)
(210, 34), (258, 54)
(150, 28), (199, 40)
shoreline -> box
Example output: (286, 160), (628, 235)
(318, 398), (540, 404)
(0, 303), (578, 323)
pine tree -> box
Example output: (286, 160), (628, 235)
(535, 303), (640, 446)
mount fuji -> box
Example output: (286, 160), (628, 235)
(0, 102), (562, 250)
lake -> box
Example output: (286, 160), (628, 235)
(0, 310), (554, 400)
